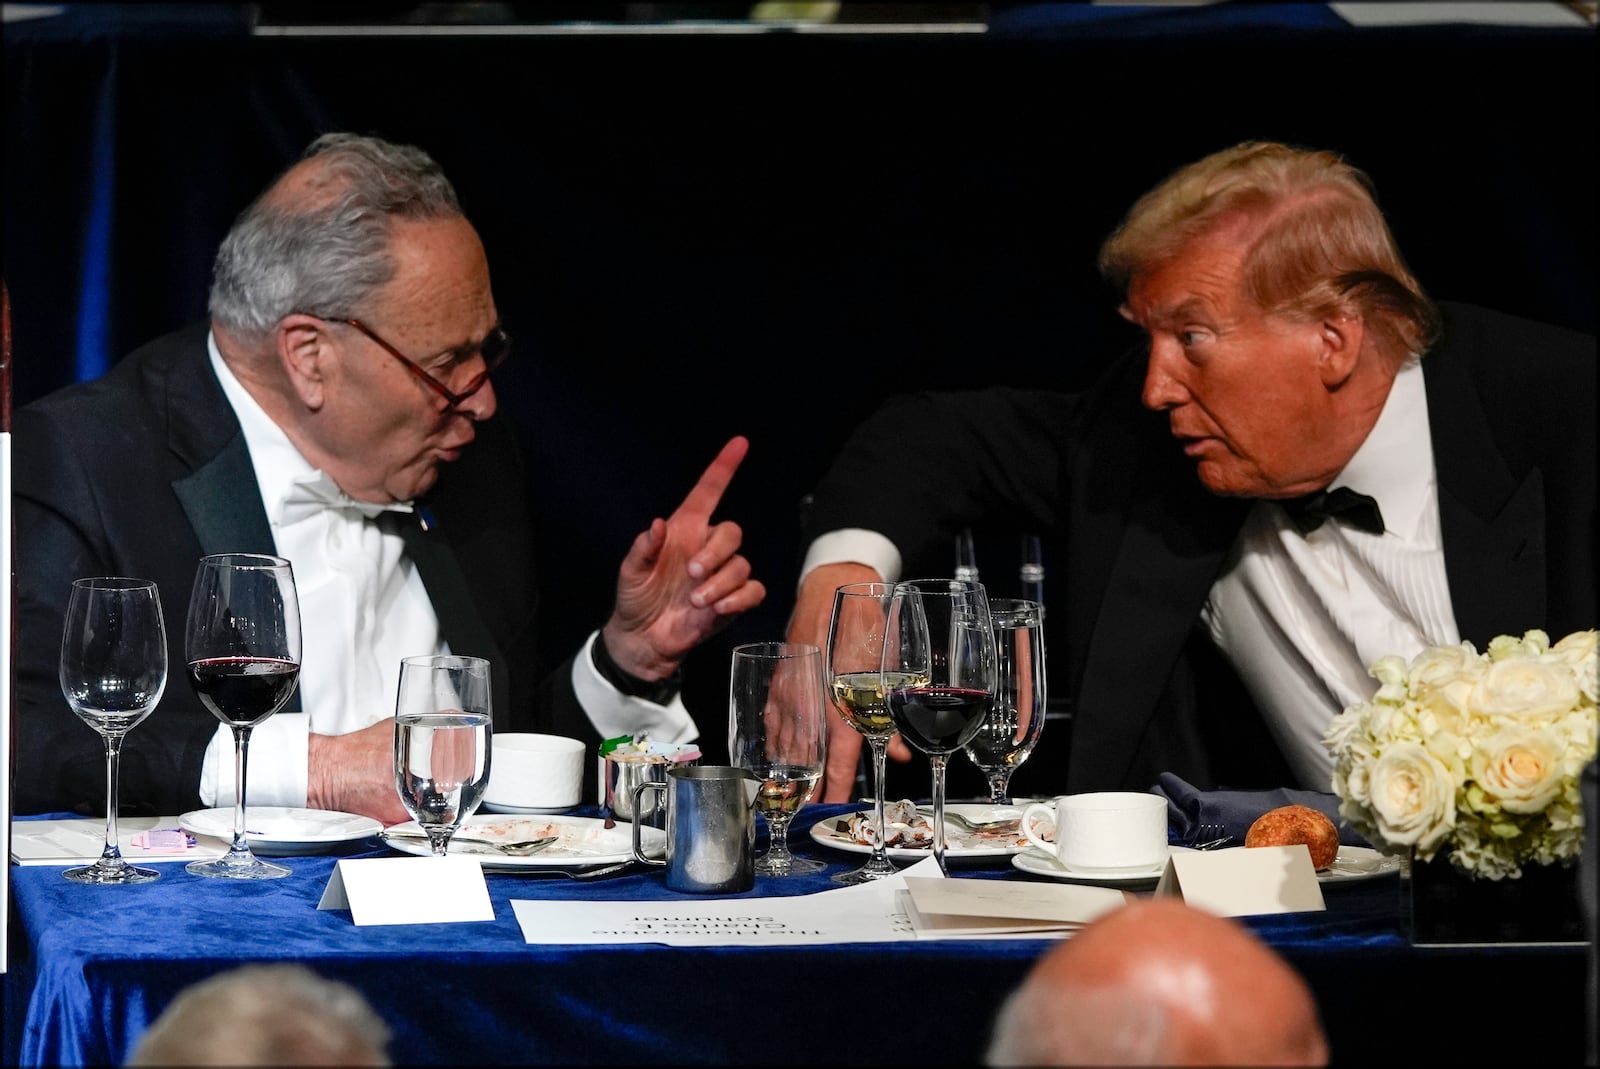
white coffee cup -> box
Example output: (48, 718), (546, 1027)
(482, 733), (585, 810)
(1022, 791), (1169, 872)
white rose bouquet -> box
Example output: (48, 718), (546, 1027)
(1323, 628), (1598, 880)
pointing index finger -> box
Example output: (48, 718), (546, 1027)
(670, 435), (749, 523)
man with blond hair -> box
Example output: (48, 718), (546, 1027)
(789, 140), (1595, 799)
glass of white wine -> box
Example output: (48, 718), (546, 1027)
(393, 654), (493, 856)
(728, 641), (828, 876)
(824, 582), (923, 885)
(58, 577), (168, 885)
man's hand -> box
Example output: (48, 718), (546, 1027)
(602, 435), (767, 682)
(308, 719), (411, 824)
(786, 561), (914, 802)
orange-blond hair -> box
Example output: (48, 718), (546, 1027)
(1098, 141), (1440, 360)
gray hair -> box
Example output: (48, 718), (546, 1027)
(208, 132), (463, 339)
(127, 963), (392, 1066)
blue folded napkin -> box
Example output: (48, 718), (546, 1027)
(1153, 772), (1369, 847)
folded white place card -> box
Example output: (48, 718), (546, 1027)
(1154, 844), (1326, 917)
(901, 876), (1130, 937)
(319, 855), (495, 925)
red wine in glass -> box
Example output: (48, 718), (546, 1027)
(886, 684), (991, 752)
(188, 656), (301, 727)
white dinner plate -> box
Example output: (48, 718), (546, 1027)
(383, 814), (665, 870)
(178, 806), (382, 856)
(809, 804), (1030, 861)
(1010, 844), (1400, 885)
(1012, 846), (1190, 886)
(1318, 845), (1401, 882)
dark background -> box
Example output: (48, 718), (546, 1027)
(5, 2), (1595, 800)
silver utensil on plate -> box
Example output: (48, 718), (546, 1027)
(916, 806), (1021, 834)
(379, 830), (560, 857)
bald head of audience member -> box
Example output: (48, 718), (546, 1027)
(126, 963), (391, 1066)
(986, 898), (1329, 1066)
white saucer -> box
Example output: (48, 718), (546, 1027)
(479, 800), (580, 815)
(1012, 846), (1189, 885)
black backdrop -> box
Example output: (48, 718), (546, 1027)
(5, 3), (1595, 797)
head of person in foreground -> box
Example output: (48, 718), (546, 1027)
(986, 897), (1329, 1066)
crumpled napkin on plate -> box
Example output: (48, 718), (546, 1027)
(1153, 772), (1369, 847)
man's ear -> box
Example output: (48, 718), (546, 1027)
(1315, 313), (1365, 390)
(277, 313), (330, 410)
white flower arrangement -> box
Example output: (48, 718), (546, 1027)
(1323, 628), (1598, 880)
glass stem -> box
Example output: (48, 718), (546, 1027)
(869, 737), (891, 867)
(230, 726), (253, 858)
(767, 815), (791, 861)
(987, 772), (1011, 806)
(101, 735), (125, 864)
(930, 754), (949, 876)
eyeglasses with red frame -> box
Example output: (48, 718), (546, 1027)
(335, 316), (511, 411)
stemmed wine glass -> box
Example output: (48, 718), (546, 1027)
(962, 598), (1047, 806)
(824, 582), (911, 884)
(883, 578), (997, 876)
(728, 641), (828, 876)
(393, 654), (493, 856)
(58, 577), (168, 884)
(184, 553), (302, 880)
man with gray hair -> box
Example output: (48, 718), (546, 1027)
(12, 132), (764, 822)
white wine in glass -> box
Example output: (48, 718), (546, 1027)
(729, 641), (827, 876)
(825, 582), (927, 885)
(59, 577), (168, 885)
(184, 553), (302, 880)
(393, 654), (493, 856)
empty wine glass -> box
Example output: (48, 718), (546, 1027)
(963, 598), (1046, 805)
(824, 582), (905, 885)
(729, 641), (828, 876)
(393, 654), (493, 856)
(59, 577), (168, 885)
(883, 578), (996, 876)
(184, 553), (302, 880)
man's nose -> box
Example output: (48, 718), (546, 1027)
(1140, 341), (1187, 411)
(456, 379), (497, 421)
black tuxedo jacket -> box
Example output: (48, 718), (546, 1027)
(12, 323), (603, 816)
(804, 302), (1596, 792)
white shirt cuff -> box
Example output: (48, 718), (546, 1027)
(571, 631), (698, 745)
(798, 528), (902, 588)
(198, 713), (311, 808)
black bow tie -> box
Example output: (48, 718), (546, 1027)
(1279, 486), (1385, 536)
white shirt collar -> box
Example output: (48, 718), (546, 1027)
(1326, 356), (1434, 540)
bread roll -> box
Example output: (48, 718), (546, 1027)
(1244, 804), (1339, 870)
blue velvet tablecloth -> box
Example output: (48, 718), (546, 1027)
(4, 804), (1588, 1066)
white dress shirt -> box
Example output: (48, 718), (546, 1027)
(199, 334), (695, 809)
(1203, 358), (1458, 790)
(799, 359), (1458, 794)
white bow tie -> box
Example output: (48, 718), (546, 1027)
(274, 471), (415, 527)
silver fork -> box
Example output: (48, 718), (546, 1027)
(1186, 823), (1231, 850)
(917, 806), (1021, 833)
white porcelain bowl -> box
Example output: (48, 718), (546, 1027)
(482, 733), (585, 810)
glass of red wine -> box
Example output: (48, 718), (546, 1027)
(882, 578), (997, 876)
(184, 553), (302, 880)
